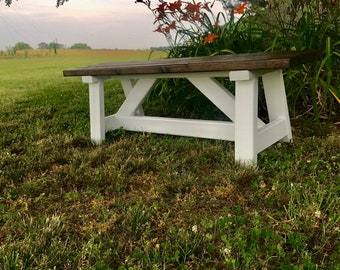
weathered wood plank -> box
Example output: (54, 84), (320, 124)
(63, 50), (321, 77)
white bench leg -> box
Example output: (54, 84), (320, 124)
(262, 70), (292, 142)
(120, 79), (145, 116)
(116, 78), (156, 116)
(230, 71), (258, 166)
(82, 76), (105, 144)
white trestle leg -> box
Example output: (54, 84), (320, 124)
(116, 78), (156, 117)
(230, 71), (259, 166)
(82, 76), (105, 144)
(120, 79), (145, 116)
(187, 77), (236, 121)
(262, 70), (292, 143)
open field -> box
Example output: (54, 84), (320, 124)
(0, 50), (339, 269)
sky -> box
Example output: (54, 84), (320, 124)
(0, 0), (168, 50)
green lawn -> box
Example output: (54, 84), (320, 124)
(0, 50), (339, 269)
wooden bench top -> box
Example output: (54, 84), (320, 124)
(63, 50), (321, 77)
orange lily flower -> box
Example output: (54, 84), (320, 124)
(204, 33), (219, 45)
(233, 1), (248, 14)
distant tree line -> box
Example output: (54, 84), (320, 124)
(150, 46), (170, 51)
(37, 42), (64, 50)
(7, 41), (92, 50)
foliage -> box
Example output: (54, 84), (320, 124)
(0, 0), (15, 6)
(38, 42), (49, 49)
(139, 0), (339, 121)
(251, 0), (340, 120)
(47, 41), (64, 49)
(70, 43), (92, 50)
(136, 0), (265, 51)
(0, 51), (339, 269)
(13, 41), (32, 51)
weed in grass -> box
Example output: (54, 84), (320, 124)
(123, 200), (154, 239)
(162, 171), (198, 197)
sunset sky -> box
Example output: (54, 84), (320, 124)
(0, 0), (168, 50)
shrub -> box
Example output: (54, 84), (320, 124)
(250, 0), (340, 121)
(138, 0), (339, 121)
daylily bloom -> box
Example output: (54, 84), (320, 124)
(163, 26), (171, 33)
(233, 1), (248, 14)
(162, 20), (177, 33)
(168, 0), (182, 11)
(180, 15), (189, 21)
(191, 12), (201, 21)
(154, 2), (168, 15)
(154, 24), (164, 33)
(204, 33), (219, 45)
(169, 20), (177, 29)
(186, 2), (201, 13)
(165, 21), (176, 32)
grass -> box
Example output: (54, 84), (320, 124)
(0, 50), (339, 269)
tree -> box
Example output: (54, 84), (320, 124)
(13, 41), (32, 50)
(47, 42), (64, 49)
(70, 43), (91, 49)
(38, 42), (48, 49)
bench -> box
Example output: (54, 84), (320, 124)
(63, 50), (320, 165)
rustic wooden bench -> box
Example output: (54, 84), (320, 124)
(63, 50), (320, 165)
